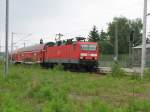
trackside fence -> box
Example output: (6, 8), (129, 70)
(99, 54), (130, 68)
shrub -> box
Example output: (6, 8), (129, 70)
(111, 63), (126, 77)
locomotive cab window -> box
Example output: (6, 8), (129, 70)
(89, 45), (97, 51)
(81, 44), (97, 51)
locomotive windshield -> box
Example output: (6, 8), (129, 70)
(81, 44), (97, 51)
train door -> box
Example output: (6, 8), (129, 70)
(41, 50), (46, 63)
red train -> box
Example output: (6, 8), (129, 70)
(11, 37), (99, 71)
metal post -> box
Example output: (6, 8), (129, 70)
(4, 0), (9, 76)
(129, 41), (132, 66)
(11, 32), (14, 61)
(24, 43), (26, 48)
(0, 37), (1, 52)
(141, 0), (147, 78)
(114, 22), (118, 62)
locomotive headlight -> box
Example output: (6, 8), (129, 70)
(80, 57), (83, 59)
(80, 53), (88, 56)
(90, 54), (97, 57)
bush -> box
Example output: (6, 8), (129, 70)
(111, 63), (126, 77)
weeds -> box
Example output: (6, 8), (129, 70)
(144, 69), (150, 81)
(111, 63), (126, 78)
(0, 64), (149, 112)
(53, 64), (64, 71)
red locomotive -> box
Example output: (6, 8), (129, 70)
(11, 37), (99, 71)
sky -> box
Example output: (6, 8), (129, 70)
(0, 0), (150, 51)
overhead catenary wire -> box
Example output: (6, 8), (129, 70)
(10, 33), (32, 51)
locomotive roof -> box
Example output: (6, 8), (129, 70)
(12, 41), (97, 54)
(12, 44), (45, 53)
(77, 41), (97, 44)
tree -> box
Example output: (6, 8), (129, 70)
(99, 29), (108, 41)
(99, 41), (114, 54)
(129, 18), (143, 46)
(107, 17), (143, 54)
(99, 30), (113, 54)
(88, 26), (100, 42)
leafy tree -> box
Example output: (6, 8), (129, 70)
(129, 18), (143, 46)
(88, 17), (143, 54)
(99, 30), (113, 54)
(99, 41), (113, 54)
(88, 26), (100, 42)
(107, 17), (143, 54)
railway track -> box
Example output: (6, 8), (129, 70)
(96, 67), (111, 74)
(96, 67), (141, 74)
(13, 62), (141, 74)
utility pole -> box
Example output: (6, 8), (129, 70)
(114, 22), (118, 62)
(141, 0), (147, 78)
(0, 37), (1, 52)
(24, 43), (26, 48)
(11, 32), (14, 61)
(129, 30), (135, 67)
(5, 0), (9, 76)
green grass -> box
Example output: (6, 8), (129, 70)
(0, 64), (150, 112)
